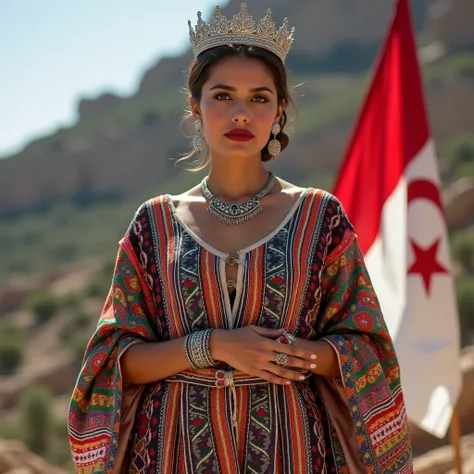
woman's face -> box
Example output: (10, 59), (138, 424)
(191, 55), (284, 161)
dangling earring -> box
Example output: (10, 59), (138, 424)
(268, 122), (281, 159)
(192, 118), (205, 153)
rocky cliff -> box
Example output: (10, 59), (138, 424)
(0, 440), (67, 474)
(0, 0), (452, 219)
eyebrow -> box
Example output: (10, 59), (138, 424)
(209, 84), (274, 94)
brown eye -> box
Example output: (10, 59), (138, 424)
(215, 93), (231, 101)
(252, 96), (269, 103)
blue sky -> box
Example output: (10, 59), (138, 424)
(0, 0), (223, 158)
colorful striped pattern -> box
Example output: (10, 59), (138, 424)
(67, 189), (412, 473)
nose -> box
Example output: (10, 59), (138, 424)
(232, 102), (249, 124)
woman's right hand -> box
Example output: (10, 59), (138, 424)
(210, 326), (317, 385)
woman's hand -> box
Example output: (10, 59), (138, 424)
(293, 337), (341, 378)
(210, 326), (317, 385)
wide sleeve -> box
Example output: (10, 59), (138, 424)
(315, 196), (413, 474)
(67, 205), (160, 474)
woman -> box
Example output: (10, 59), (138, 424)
(68, 4), (413, 473)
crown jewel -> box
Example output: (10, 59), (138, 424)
(188, 3), (295, 63)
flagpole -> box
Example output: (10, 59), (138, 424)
(450, 405), (463, 474)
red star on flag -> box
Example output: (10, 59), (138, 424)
(407, 239), (448, 295)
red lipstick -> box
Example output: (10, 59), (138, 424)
(225, 129), (254, 142)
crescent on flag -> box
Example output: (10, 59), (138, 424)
(407, 179), (445, 215)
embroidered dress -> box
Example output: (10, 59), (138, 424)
(67, 189), (413, 473)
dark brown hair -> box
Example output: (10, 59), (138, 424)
(180, 44), (294, 170)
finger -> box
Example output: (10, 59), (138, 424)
(269, 341), (317, 361)
(252, 326), (286, 338)
(281, 355), (317, 372)
(258, 370), (292, 386)
(267, 364), (307, 382)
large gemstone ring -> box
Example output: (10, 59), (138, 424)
(276, 332), (296, 346)
(275, 353), (289, 367)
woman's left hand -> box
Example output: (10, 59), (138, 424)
(285, 336), (340, 378)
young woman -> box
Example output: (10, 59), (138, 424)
(68, 4), (413, 473)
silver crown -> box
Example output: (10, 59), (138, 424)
(188, 3), (295, 63)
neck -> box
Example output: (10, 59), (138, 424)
(206, 159), (271, 203)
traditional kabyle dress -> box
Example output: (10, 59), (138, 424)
(67, 188), (413, 474)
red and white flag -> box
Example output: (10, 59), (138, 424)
(332, 0), (461, 438)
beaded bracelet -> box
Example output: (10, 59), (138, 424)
(183, 329), (219, 369)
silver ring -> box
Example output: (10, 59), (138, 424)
(285, 333), (296, 346)
(275, 353), (289, 367)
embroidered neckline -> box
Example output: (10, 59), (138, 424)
(166, 188), (311, 258)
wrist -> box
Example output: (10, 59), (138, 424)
(209, 329), (230, 363)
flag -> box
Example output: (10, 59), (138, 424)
(332, 0), (462, 438)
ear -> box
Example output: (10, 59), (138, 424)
(275, 99), (286, 123)
(189, 97), (201, 118)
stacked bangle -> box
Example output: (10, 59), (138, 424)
(183, 329), (219, 369)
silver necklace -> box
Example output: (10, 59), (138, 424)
(201, 172), (276, 225)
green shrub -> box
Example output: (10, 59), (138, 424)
(84, 280), (102, 297)
(101, 258), (116, 278)
(84, 278), (110, 298)
(7, 258), (34, 274)
(0, 338), (24, 375)
(0, 420), (21, 440)
(0, 322), (25, 374)
(47, 243), (78, 265)
(19, 385), (54, 455)
(70, 332), (91, 360)
(455, 276), (474, 346)
(452, 230), (474, 272)
(452, 140), (474, 165)
(60, 309), (92, 346)
(45, 418), (74, 469)
(26, 291), (58, 325)
(439, 134), (474, 182)
(22, 230), (42, 246)
(452, 139), (474, 180)
(58, 292), (82, 311)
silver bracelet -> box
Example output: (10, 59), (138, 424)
(183, 329), (218, 369)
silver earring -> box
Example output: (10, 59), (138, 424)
(192, 118), (205, 153)
(268, 122), (281, 158)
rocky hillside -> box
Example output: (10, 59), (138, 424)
(0, 0), (458, 219)
(0, 439), (67, 474)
